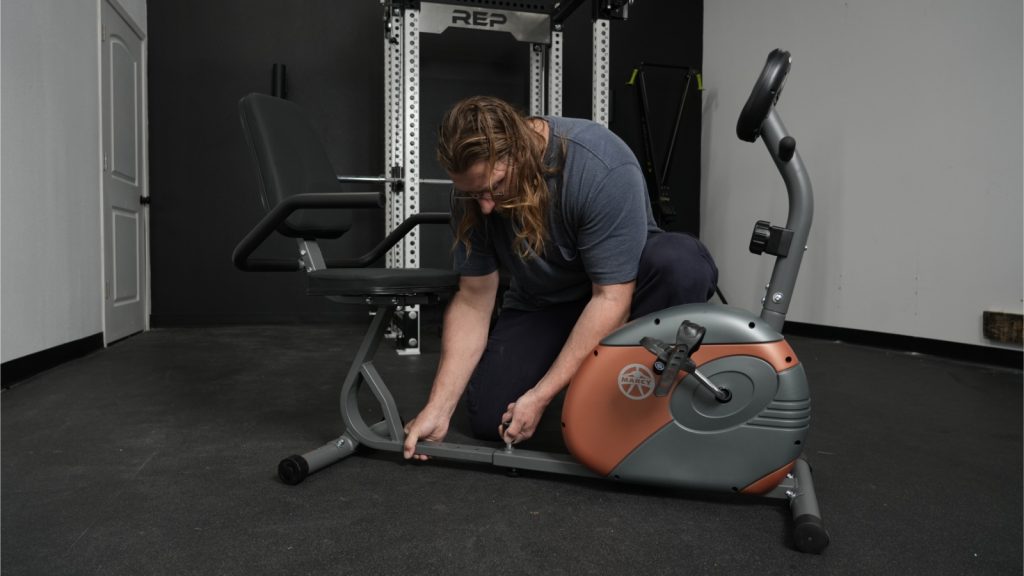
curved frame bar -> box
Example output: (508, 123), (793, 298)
(758, 109), (814, 331)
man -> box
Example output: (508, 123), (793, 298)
(402, 96), (717, 460)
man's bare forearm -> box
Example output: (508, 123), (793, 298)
(424, 272), (499, 417)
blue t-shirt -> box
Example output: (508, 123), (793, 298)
(454, 116), (660, 311)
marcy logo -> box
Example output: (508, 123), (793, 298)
(618, 363), (655, 400)
(451, 9), (508, 28)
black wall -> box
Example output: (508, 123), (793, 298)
(148, 0), (703, 324)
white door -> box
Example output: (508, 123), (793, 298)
(101, 1), (147, 344)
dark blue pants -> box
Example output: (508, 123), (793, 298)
(465, 232), (718, 440)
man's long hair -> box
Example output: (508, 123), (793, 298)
(437, 96), (558, 259)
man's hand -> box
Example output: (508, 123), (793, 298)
(499, 388), (550, 445)
(403, 272), (498, 461)
(403, 407), (450, 461)
(499, 282), (634, 446)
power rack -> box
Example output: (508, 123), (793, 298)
(373, 0), (632, 354)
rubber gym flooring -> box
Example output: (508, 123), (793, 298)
(2, 321), (1021, 575)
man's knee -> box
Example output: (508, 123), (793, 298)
(636, 233), (719, 308)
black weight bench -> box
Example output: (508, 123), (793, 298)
(232, 93), (459, 484)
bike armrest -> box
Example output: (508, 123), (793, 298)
(324, 212), (452, 268)
(232, 191), (384, 271)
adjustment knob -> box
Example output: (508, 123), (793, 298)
(779, 136), (797, 162)
(750, 220), (772, 255)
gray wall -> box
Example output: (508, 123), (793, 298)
(701, 0), (1022, 349)
(1, 0), (148, 363)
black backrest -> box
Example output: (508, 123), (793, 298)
(239, 93), (352, 239)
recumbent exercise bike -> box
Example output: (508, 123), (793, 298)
(233, 49), (828, 554)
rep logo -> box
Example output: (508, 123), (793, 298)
(617, 364), (655, 400)
(451, 9), (508, 28)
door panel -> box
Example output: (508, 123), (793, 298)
(102, 1), (147, 343)
(113, 208), (140, 304)
(110, 38), (138, 185)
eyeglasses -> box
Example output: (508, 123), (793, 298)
(450, 159), (511, 200)
(451, 186), (506, 201)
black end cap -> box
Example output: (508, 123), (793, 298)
(793, 514), (830, 554)
(278, 455), (310, 485)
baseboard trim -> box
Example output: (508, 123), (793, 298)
(784, 321), (1023, 369)
(1, 333), (105, 389)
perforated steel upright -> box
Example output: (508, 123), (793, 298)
(591, 18), (610, 126)
(548, 28), (563, 116)
(530, 29), (562, 117)
(384, 8), (403, 270)
(399, 8), (421, 273)
(529, 44), (545, 116)
(382, 5), (424, 355)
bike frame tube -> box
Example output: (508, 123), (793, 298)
(759, 109), (813, 332)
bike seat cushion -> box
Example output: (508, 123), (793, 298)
(307, 267), (459, 297)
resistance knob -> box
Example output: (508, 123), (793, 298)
(749, 220), (793, 257)
(750, 220), (772, 255)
